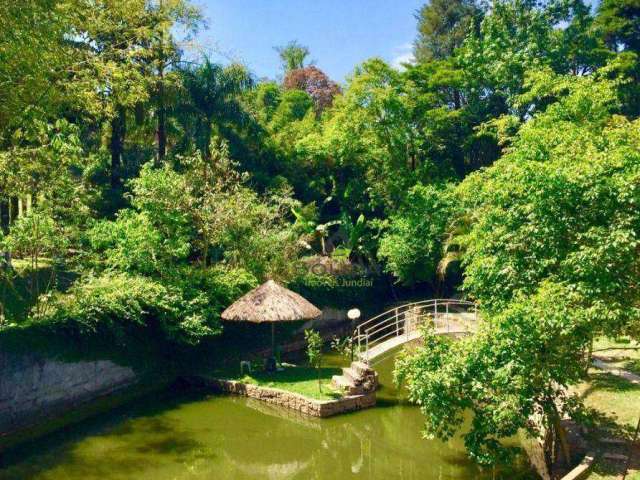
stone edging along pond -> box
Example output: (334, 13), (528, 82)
(184, 376), (376, 418)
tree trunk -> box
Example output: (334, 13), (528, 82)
(0, 200), (7, 232)
(9, 197), (18, 225)
(584, 337), (594, 376)
(110, 106), (126, 188)
(203, 118), (213, 160)
(157, 76), (166, 164)
(156, 3), (167, 165)
(550, 406), (572, 468)
(453, 89), (461, 110)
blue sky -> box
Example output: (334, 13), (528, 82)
(193, 0), (424, 83)
(193, 0), (601, 84)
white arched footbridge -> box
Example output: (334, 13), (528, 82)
(330, 299), (479, 396)
(353, 299), (478, 365)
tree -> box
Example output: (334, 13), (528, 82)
(252, 82), (282, 123)
(269, 89), (315, 132)
(68, 0), (154, 187)
(275, 40), (310, 72)
(378, 184), (455, 286)
(3, 211), (66, 318)
(298, 59), (444, 214)
(596, 0), (640, 117)
(397, 71), (640, 466)
(459, 0), (603, 117)
(0, 0), (77, 137)
(396, 283), (592, 466)
(305, 329), (323, 392)
(283, 66), (341, 113)
(0, 119), (91, 250)
(179, 59), (253, 159)
(597, 0), (640, 53)
(458, 71), (638, 316)
(62, 0), (201, 185)
(144, 0), (202, 163)
(553, 0), (610, 76)
(414, 0), (482, 63)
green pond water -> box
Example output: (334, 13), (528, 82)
(0, 354), (538, 480)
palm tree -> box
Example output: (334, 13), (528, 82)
(274, 40), (310, 72)
(179, 58), (253, 159)
(437, 213), (472, 280)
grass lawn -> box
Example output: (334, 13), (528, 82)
(236, 365), (344, 401)
(573, 354), (640, 480)
(204, 351), (349, 401)
(587, 467), (640, 480)
(206, 359), (345, 401)
(577, 370), (640, 429)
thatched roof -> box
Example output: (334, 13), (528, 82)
(221, 280), (322, 323)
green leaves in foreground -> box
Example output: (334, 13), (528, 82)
(396, 283), (592, 464)
(397, 72), (640, 465)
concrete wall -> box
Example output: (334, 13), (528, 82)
(297, 308), (348, 332)
(0, 351), (137, 436)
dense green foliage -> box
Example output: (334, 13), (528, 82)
(414, 0), (482, 62)
(385, 0), (640, 469)
(396, 68), (640, 461)
(1, 0), (639, 467)
(378, 184), (454, 286)
(458, 72), (640, 317)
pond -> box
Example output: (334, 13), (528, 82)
(0, 354), (538, 480)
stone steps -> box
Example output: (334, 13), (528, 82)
(599, 437), (627, 446)
(331, 361), (379, 396)
(331, 375), (363, 395)
(603, 452), (628, 462)
(341, 367), (363, 385)
(351, 361), (374, 377)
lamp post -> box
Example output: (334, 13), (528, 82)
(347, 308), (361, 361)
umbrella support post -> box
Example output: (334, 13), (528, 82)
(266, 323), (276, 373)
(271, 323), (275, 359)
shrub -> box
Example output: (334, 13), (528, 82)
(32, 273), (209, 345)
(31, 265), (258, 347)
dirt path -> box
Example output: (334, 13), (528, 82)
(592, 357), (640, 385)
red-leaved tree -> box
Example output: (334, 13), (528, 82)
(283, 66), (341, 113)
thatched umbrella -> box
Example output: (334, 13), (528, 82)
(221, 280), (322, 360)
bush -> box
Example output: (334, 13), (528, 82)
(88, 210), (191, 276)
(30, 265), (258, 347)
(32, 273), (207, 346)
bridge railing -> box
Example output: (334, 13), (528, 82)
(353, 299), (478, 364)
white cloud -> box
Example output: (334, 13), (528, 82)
(391, 42), (415, 70)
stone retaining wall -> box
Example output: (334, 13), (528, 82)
(189, 377), (376, 417)
(0, 351), (137, 436)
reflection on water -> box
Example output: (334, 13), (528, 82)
(0, 355), (537, 480)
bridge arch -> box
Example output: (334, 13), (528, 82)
(352, 299), (478, 365)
